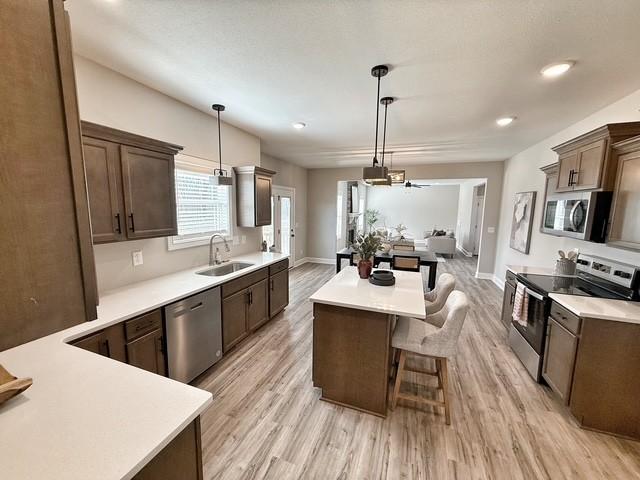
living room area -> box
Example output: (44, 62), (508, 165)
(336, 178), (488, 266)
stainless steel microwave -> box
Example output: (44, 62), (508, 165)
(541, 191), (612, 242)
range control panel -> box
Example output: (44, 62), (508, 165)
(576, 254), (638, 289)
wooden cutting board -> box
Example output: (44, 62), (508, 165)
(0, 364), (33, 406)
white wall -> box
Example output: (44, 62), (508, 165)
(456, 180), (486, 254)
(75, 56), (263, 292)
(366, 184), (460, 238)
(494, 88), (640, 281)
(260, 153), (308, 263)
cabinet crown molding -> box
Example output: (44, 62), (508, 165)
(81, 121), (183, 155)
(233, 165), (276, 176)
(552, 122), (640, 154)
(539, 162), (559, 174)
(612, 134), (640, 153)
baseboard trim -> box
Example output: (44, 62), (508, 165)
(475, 272), (504, 290)
(306, 257), (336, 265)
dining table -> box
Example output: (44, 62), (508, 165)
(336, 247), (439, 290)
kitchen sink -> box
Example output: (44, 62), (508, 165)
(196, 262), (254, 277)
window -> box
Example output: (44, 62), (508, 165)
(167, 156), (233, 250)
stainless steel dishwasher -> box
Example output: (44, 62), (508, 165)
(165, 287), (222, 383)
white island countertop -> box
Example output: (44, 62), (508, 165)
(310, 266), (426, 319)
(0, 251), (288, 480)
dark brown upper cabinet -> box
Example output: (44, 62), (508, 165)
(234, 166), (275, 227)
(81, 121), (183, 244)
(608, 135), (640, 250)
(1, 0), (98, 351)
(552, 123), (640, 193)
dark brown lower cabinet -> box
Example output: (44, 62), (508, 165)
(222, 289), (250, 352)
(500, 281), (516, 330)
(71, 309), (166, 376)
(269, 269), (289, 318)
(247, 279), (269, 330)
(70, 323), (127, 363)
(133, 417), (203, 480)
(126, 328), (166, 377)
(542, 317), (579, 405)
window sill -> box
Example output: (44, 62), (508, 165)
(167, 234), (232, 251)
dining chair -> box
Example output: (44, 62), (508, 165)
(424, 273), (456, 322)
(392, 254), (420, 272)
(393, 244), (415, 252)
(391, 290), (469, 424)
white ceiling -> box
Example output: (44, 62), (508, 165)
(66, 0), (640, 168)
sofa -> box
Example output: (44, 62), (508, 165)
(425, 235), (456, 257)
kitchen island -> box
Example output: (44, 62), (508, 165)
(310, 266), (425, 416)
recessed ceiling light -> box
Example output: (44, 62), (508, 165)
(292, 122), (306, 130)
(540, 61), (575, 78)
(496, 116), (516, 127)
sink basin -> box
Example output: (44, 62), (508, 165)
(196, 262), (254, 277)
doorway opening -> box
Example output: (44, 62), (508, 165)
(263, 185), (295, 256)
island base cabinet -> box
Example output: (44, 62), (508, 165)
(569, 318), (640, 440)
(312, 303), (392, 417)
(133, 418), (203, 480)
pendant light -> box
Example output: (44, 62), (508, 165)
(368, 95), (395, 186)
(211, 104), (233, 186)
(362, 64), (389, 183)
(388, 152), (405, 184)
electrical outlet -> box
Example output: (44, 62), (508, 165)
(132, 250), (144, 266)
(487, 227), (495, 234)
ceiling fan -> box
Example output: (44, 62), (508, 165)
(404, 180), (431, 189)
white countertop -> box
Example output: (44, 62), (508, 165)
(309, 266), (426, 319)
(0, 251), (288, 480)
(549, 293), (640, 325)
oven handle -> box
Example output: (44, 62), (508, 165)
(526, 289), (544, 301)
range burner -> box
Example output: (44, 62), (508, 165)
(517, 273), (626, 300)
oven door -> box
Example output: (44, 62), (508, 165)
(511, 288), (548, 354)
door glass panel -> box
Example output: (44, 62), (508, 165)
(280, 196), (291, 255)
(262, 197), (275, 249)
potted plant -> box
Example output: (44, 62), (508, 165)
(364, 209), (380, 233)
(352, 232), (382, 279)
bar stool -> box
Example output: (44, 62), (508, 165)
(391, 290), (469, 424)
(424, 273), (456, 325)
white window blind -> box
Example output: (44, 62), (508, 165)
(168, 155), (232, 250)
(175, 169), (230, 236)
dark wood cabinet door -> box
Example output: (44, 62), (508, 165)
(222, 290), (249, 352)
(120, 145), (177, 239)
(269, 269), (289, 318)
(255, 174), (272, 226)
(607, 149), (640, 249)
(82, 137), (124, 243)
(500, 282), (516, 330)
(126, 328), (166, 376)
(247, 279), (269, 331)
(574, 139), (606, 190)
(556, 150), (579, 192)
(71, 323), (126, 363)
(542, 317), (578, 404)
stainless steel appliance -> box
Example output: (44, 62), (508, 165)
(165, 288), (222, 383)
(508, 254), (639, 382)
(541, 191), (612, 242)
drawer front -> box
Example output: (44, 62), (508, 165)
(222, 267), (268, 298)
(125, 309), (163, 341)
(549, 301), (581, 335)
(269, 258), (289, 276)
(505, 270), (518, 287)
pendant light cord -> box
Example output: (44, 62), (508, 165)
(381, 101), (388, 167)
(217, 109), (223, 176)
(373, 74), (381, 166)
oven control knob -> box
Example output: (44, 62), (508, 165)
(614, 270), (631, 279)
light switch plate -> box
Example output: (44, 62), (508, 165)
(487, 227), (496, 234)
(241, 235), (246, 244)
(132, 250), (144, 266)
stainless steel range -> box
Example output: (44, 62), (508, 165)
(508, 254), (639, 382)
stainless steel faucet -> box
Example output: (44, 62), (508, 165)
(209, 234), (231, 265)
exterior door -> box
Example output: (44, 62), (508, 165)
(270, 186), (295, 256)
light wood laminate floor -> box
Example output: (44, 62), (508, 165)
(195, 256), (640, 480)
